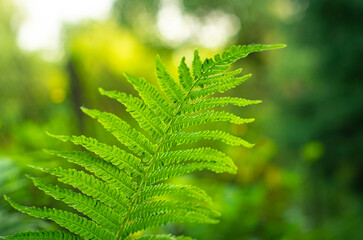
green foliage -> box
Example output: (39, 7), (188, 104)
(0, 158), (48, 235)
(2, 44), (284, 240)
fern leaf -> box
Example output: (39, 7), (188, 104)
(178, 57), (194, 92)
(81, 108), (157, 157)
(123, 211), (218, 238)
(192, 44), (285, 83)
(155, 55), (185, 104)
(201, 58), (230, 77)
(41, 167), (129, 214)
(134, 234), (193, 240)
(138, 183), (212, 205)
(99, 88), (166, 139)
(209, 44), (285, 68)
(197, 68), (241, 87)
(124, 73), (173, 121)
(163, 130), (254, 150)
(4, 196), (115, 240)
(188, 74), (252, 100)
(173, 110), (254, 131)
(30, 177), (120, 233)
(129, 200), (219, 221)
(1, 230), (82, 240)
(192, 50), (203, 79)
(147, 162), (236, 185)
(45, 150), (136, 196)
(47, 133), (143, 176)
(181, 97), (261, 114)
(153, 147), (236, 170)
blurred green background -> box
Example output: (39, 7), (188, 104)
(0, 0), (362, 239)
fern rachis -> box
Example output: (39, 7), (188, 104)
(2, 44), (285, 240)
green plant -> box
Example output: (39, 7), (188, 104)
(2, 44), (285, 240)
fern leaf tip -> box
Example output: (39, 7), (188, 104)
(81, 107), (97, 118)
(3, 194), (9, 201)
(246, 143), (256, 148)
(43, 148), (55, 154)
(123, 72), (131, 78)
(24, 174), (33, 180)
(98, 87), (106, 94)
(46, 132), (70, 142)
(28, 165), (45, 172)
(263, 43), (287, 50)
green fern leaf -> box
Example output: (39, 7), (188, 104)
(124, 73), (173, 122)
(163, 130), (254, 150)
(181, 97), (261, 114)
(147, 162), (236, 185)
(99, 88), (166, 139)
(172, 110), (254, 131)
(45, 150), (135, 195)
(178, 57), (194, 92)
(129, 200), (219, 221)
(1, 230), (82, 240)
(81, 108), (157, 157)
(30, 177), (120, 233)
(137, 183), (212, 205)
(134, 234), (193, 240)
(192, 50), (203, 80)
(197, 68), (242, 87)
(4, 44), (285, 240)
(155, 55), (185, 104)
(188, 74), (252, 100)
(153, 147), (236, 170)
(47, 133), (143, 176)
(123, 210), (218, 238)
(4, 196), (115, 240)
(40, 167), (129, 214)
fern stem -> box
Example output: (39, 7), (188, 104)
(116, 63), (216, 240)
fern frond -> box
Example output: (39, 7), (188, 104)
(124, 73), (173, 122)
(129, 200), (219, 220)
(188, 74), (252, 100)
(134, 234), (193, 240)
(178, 57), (194, 92)
(156, 55), (185, 104)
(123, 210), (218, 238)
(172, 110), (254, 131)
(181, 97), (261, 114)
(4, 196), (115, 240)
(40, 167), (128, 214)
(204, 44), (285, 70)
(153, 147), (236, 170)
(47, 133), (143, 176)
(30, 177), (120, 233)
(138, 184), (212, 205)
(5, 44), (285, 240)
(197, 68), (242, 87)
(99, 88), (166, 140)
(147, 162), (236, 185)
(45, 150), (135, 196)
(81, 108), (157, 157)
(163, 130), (254, 150)
(192, 50), (203, 79)
(1, 230), (82, 240)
